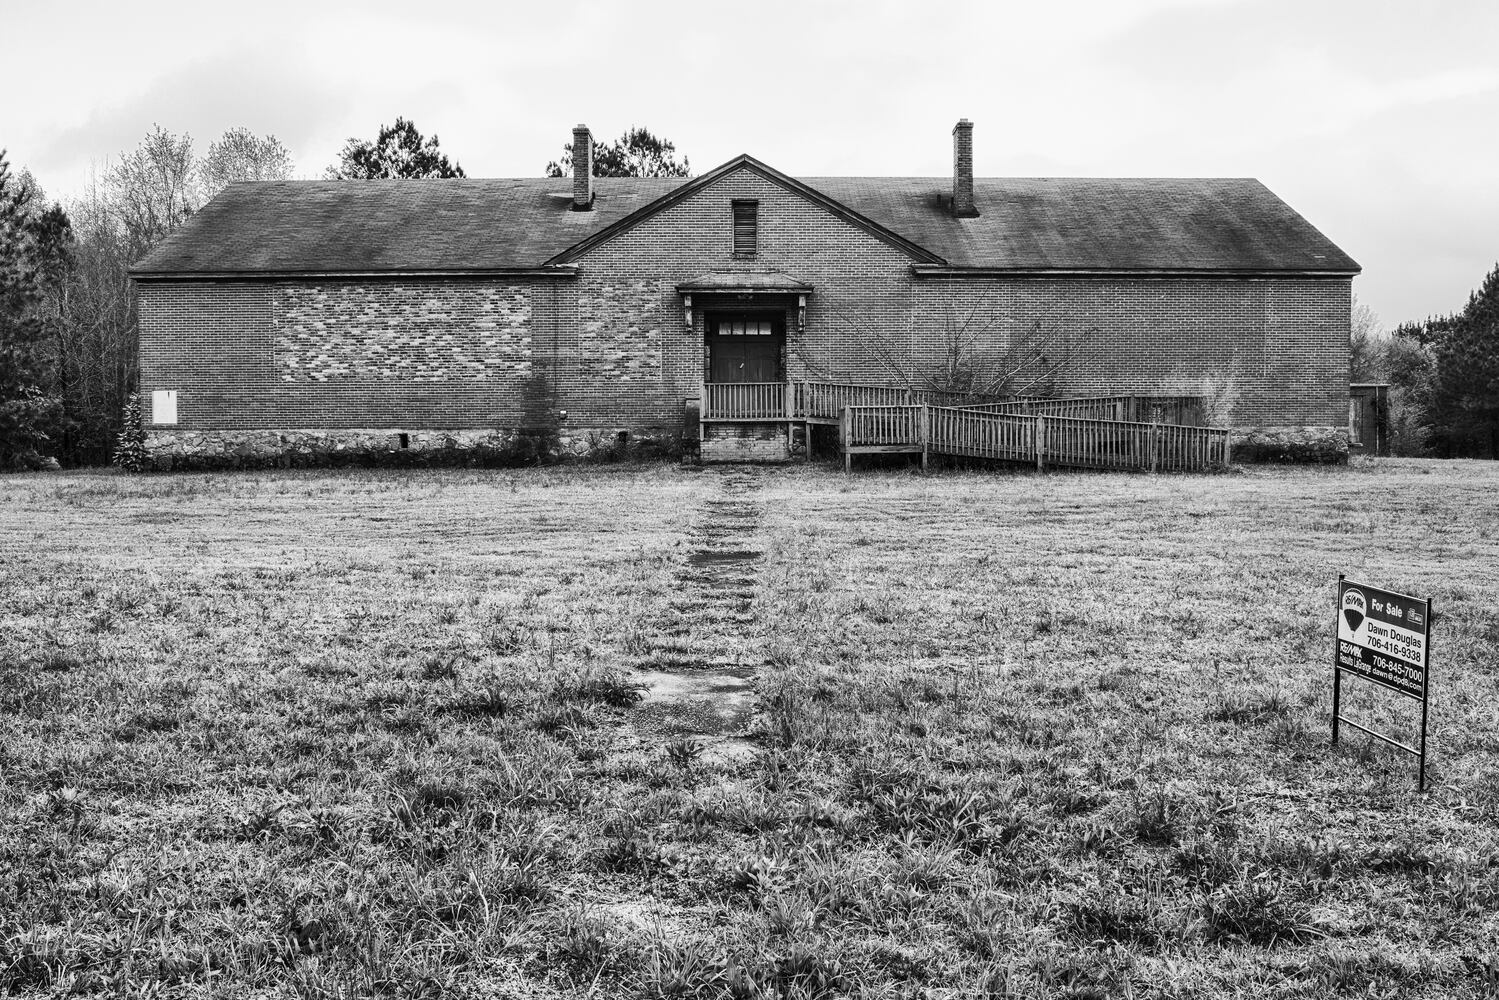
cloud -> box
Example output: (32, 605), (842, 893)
(31, 42), (357, 191)
(1345, 67), (1499, 117)
(9, 0), (1492, 327)
(1256, 86), (1499, 324)
(1082, 0), (1499, 160)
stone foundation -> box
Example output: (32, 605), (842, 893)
(1230, 425), (1349, 464)
(143, 427), (681, 470)
(700, 422), (792, 463)
(142, 422), (1347, 469)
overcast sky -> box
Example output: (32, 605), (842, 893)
(5, 0), (1495, 326)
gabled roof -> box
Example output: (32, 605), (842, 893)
(130, 159), (1359, 278)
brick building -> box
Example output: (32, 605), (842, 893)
(131, 120), (1360, 465)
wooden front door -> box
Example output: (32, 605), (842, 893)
(707, 313), (783, 383)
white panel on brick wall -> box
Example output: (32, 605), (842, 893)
(152, 390), (178, 425)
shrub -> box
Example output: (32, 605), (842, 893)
(1, 384), (63, 471)
(111, 393), (147, 472)
(1197, 370), (1240, 428)
(513, 367), (562, 463)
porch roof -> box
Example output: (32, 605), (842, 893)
(676, 271), (813, 295)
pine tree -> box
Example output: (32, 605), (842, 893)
(0, 149), (63, 469)
(1408, 263), (1499, 458)
(326, 118), (465, 179)
(112, 393), (147, 472)
(546, 127), (690, 178)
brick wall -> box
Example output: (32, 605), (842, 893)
(139, 283), (275, 429)
(906, 276), (1350, 427)
(137, 163), (1350, 443)
(140, 280), (550, 430)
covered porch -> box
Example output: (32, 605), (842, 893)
(677, 275), (808, 405)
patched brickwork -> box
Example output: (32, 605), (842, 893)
(579, 280), (663, 382)
(277, 283), (532, 382)
(701, 423), (790, 463)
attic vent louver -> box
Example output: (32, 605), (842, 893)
(732, 200), (758, 255)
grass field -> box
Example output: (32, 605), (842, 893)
(1, 459), (1497, 998)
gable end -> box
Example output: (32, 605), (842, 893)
(544, 155), (949, 267)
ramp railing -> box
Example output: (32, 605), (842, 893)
(840, 404), (1231, 472)
(702, 380), (1207, 427)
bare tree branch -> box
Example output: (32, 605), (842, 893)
(807, 286), (1103, 402)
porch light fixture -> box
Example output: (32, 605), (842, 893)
(683, 294), (693, 329)
(797, 295), (807, 333)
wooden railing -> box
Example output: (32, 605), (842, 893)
(840, 404), (1231, 472)
(795, 381), (920, 419)
(927, 407), (1037, 462)
(958, 395), (1131, 421)
(703, 382), (787, 420)
(702, 380), (1206, 427)
(1123, 396), (1205, 427)
(841, 405), (927, 449)
(959, 394), (1205, 426)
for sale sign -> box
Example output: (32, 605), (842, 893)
(1335, 579), (1429, 700)
(1332, 577), (1434, 792)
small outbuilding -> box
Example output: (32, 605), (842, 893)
(1349, 383), (1391, 456)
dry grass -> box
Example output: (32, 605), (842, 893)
(1, 458), (1496, 998)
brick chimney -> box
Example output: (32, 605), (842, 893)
(951, 119), (978, 218)
(572, 124), (593, 211)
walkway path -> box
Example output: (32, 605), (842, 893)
(631, 470), (763, 760)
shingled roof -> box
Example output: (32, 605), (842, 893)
(131, 159), (1358, 277)
(809, 176), (1359, 273)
